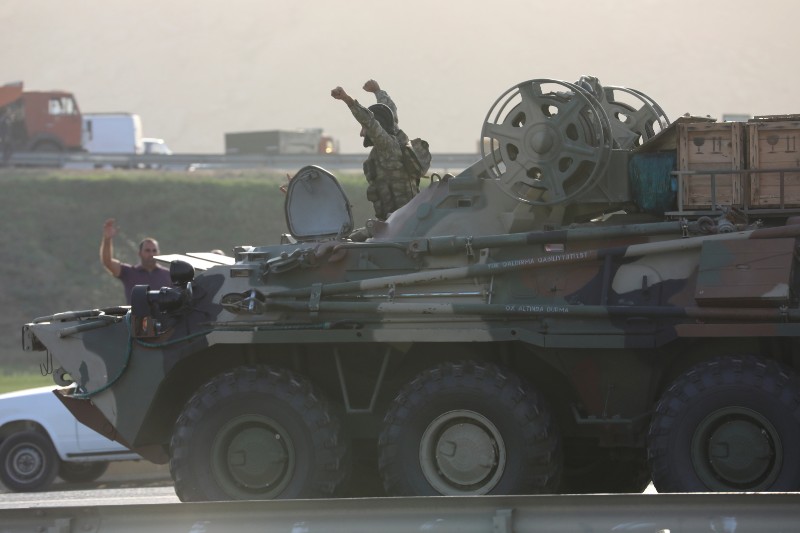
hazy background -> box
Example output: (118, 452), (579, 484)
(2, 0), (798, 154)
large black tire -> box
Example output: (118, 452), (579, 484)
(170, 366), (350, 502)
(378, 361), (561, 496)
(0, 431), (59, 492)
(58, 461), (110, 483)
(648, 355), (800, 492)
(559, 445), (650, 494)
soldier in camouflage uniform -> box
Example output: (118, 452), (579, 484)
(331, 80), (419, 222)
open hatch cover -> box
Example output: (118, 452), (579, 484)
(285, 165), (353, 240)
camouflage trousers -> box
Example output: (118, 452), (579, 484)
(366, 176), (419, 221)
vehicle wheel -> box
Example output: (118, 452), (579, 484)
(170, 366), (350, 502)
(648, 355), (800, 492)
(378, 360), (561, 496)
(559, 445), (650, 493)
(58, 461), (109, 483)
(0, 431), (59, 492)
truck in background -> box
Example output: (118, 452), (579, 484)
(225, 128), (338, 156)
(78, 114), (179, 169)
(0, 81), (83, 152)
(142, 137), (173, 156)
(82, 113), (144, 154)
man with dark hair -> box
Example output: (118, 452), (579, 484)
(100, 218), (171, 304)
(331, 80), (419, 222)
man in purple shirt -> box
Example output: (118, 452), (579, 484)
(100, 218), (172, 304)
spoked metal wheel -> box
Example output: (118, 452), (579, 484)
(480, 79), (613, 205)
(595, 85), (670, 149)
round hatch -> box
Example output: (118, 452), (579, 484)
(284, 165), (353, 240)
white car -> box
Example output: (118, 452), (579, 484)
(142, 137), (173, 156)
(0, 386), (141, 492)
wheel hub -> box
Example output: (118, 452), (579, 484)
(692, 407), (781, 490)
(435, 422), (497, 486)
(212, 415), (295, 497)
(227, 427), (289, 489)
(419, 410), (506, 494)
(10, 446), (42, 479)
(527, 124), (556, 156)
(708, 420), (774, 484)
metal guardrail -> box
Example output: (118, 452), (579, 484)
(1, 151), (480, 174)
(1, 493), (800, 532)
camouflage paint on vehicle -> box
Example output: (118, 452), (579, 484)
(22, 77), (800, 500)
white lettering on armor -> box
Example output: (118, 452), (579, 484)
(504, 304), (570, 314)
(488, 251), (591, 270)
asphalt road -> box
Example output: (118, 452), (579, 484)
(0, 460), (659, 509)
(0, 461), (178, 508)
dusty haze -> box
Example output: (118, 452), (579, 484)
(2, 0), (797, 154)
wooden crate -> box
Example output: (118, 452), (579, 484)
(677, 121), (744, 208)
(748, 118), (800, 207)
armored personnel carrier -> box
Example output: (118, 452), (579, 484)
(23, 77), (800, 500)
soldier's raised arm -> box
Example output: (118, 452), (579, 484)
(363, 79), (398, 123)
(331, 86), (355, 107)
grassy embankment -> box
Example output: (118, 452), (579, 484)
(0, 167), (371, 392)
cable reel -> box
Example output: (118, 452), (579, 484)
(480, 79), (614, 206)
(594, 84), (670, 149)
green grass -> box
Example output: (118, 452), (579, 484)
(0, 167), (372, 371)
(0, 371), (53, 394)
